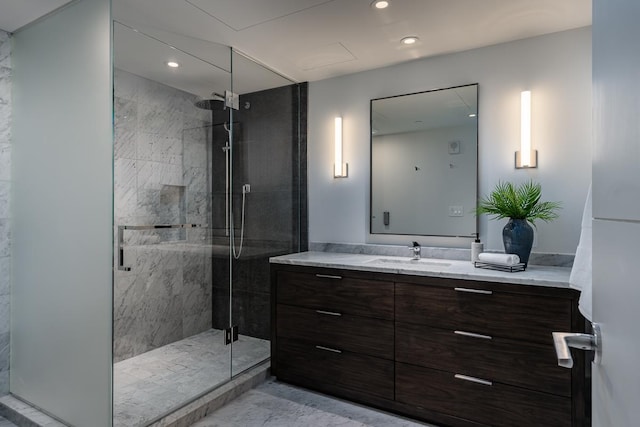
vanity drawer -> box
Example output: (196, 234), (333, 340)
(276, 337), (394, 400)
(277, 304), (394, 359)
(276, 270), (394, 320)
(395, 282), (572, 344)
(396, 362), (571, 427)
(396, 322), (570, 396)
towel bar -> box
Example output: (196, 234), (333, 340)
(117, 224), (207, 271)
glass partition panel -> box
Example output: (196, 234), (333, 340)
(111, 20), (307, 427)
(112, 22), (233, 426)
(11, 0), (113, 425)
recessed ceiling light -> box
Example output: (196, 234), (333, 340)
(468, 113), (477, 118)
(401, 36), (419, 45)
(371, 0), (389, 9)
(166, 61), (180, 68)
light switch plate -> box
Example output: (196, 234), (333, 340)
(449, 206), (464, 217)
(449, 140), (461, 154)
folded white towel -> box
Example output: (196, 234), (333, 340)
(477, 252), (521, 266)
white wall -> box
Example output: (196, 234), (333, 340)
(308, 27), (592, 254)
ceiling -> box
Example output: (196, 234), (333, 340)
(0, 0), (74, 33)
(110, 0), (591, 83)
(1, 0), (591, 96)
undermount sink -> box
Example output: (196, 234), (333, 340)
(366, 258), (451, 268)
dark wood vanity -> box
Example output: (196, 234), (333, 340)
(270, 262), (588, 427)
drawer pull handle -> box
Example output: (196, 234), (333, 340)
(315, 274), (343, 280)
(454, 374), (493, 386)
(316, 310), (342, 317)
(315, 345), (342, 354)
(454, 287), (493, 295)
(454, 330), (492, 340)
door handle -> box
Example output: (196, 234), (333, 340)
(552, 322), (601, 368)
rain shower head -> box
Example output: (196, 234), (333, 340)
(195, 92), (225, 110)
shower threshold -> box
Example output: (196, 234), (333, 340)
(114, 329), (270, 427)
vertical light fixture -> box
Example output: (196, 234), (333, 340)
(334, 116), (348, 178)
(515, 90), (538, 168)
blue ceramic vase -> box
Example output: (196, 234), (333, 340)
(502, 218), (534, 266)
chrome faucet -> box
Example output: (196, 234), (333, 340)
(409, 241), (421, 260)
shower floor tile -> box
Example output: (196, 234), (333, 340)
(191, 379), (435, 427)
(114, 328), (269, 427)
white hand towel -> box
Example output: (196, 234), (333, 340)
(570, 184), (592, 321)
(477, 252), (521, 266)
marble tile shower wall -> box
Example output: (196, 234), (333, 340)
(113, 69), (214, 362)
(0, 30), (11, 394)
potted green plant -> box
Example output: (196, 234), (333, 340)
(475, 180), (561, 266)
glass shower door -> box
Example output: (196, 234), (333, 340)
(227, 51), (304, 377)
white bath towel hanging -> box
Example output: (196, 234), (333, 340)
(570, 184), (592, 321)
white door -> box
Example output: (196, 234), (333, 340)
(592, 0), (640, 425)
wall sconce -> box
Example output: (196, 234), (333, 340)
(334, 116), (348, 178)
(515, 90), (538, 169)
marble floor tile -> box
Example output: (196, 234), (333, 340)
(0, 416), (16, 427)
(191, 380), (436, 427)
(0, 394), (66, 427)
(114, 328), (269, 427)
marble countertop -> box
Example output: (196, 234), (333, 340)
(270, 251), (572, 289)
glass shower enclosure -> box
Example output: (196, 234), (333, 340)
(112, 22), (305, 426)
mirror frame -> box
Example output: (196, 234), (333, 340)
(369, 83), (479, 238)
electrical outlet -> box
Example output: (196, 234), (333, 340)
(448, 205), (464, 217)
(242, 184), (251, 194)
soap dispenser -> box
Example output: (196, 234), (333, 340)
(471, 233), (483, 263)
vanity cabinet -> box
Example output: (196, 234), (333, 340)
(272, 268), (395, 401)
(395, 282), (578, 427)
(271, 264), (587, 427)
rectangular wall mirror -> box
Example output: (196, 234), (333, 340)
(370, 84), (478, 237)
